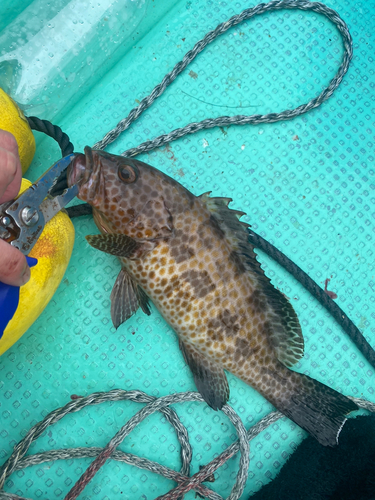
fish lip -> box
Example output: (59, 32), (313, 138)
(67, 153), (86, 187)
(67, 146), (94, 188)
(67, 146), (102, 204)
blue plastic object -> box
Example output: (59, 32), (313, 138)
(0, 256), (37, 337)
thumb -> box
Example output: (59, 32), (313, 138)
(0, 240), (31, 286)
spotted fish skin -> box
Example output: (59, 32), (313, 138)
(68, 147), (357, 446)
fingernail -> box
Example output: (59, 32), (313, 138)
(20, 263), (31, 285)
(26, 256), (38, 268)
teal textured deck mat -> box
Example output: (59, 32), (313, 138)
(0, 0), (374, 498)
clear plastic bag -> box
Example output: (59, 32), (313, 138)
(0, 0), (149, 120)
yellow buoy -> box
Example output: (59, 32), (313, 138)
(0, 179), (75, 355)
(0, 88), (36, 174)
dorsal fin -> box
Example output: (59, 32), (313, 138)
(200, 194), (304, 367)
(202, 195), (251, 246)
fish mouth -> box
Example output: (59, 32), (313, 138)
(67, 146), (93, 189)
(67, 153), (86, 187)
(67, 146), (104, 206)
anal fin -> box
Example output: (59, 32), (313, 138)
(110, 268), (151, 329)
(180, 341), (229, 410)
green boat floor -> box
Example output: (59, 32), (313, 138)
(0, 0), (374, 498)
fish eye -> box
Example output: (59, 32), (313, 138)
(118, 164), (138, 183)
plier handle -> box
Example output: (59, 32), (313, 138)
(0, 154), (78, 254)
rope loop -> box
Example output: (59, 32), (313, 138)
(91, 0), (353, 155)
(26, 116), (74, 157)
(0, 390), (373, 500)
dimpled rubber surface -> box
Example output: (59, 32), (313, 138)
(1, 0), (375, 498)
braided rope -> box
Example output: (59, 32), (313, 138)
(92, 0), (352, 155)
(0, 391), (251, 500)
(0, 390), (192, 491)
(26, 116), (74, 157)
(0, 391), (373, 500)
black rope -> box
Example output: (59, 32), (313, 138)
(27, 112), (374, 369)
(249, 229), (375, 369)
(60, 195), (375, 370)
(66, 204), (93, 218)
(62, 200), (375, 368)
(26, 116), (76, 196)
(26, 116), (74, 157)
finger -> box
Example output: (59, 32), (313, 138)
(0, 130), (22, 203)
(0, 239), (30, 286)
(0, 129), (19, 155)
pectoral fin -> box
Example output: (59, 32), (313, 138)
(180, 341), (229, 410)
(86, 233), (141, 258)
(110, 268), (151, 328)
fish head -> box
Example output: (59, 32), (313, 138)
(67, 146), (193, 239)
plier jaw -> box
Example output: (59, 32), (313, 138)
(0, 153), (78, 254)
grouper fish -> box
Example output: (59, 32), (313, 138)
(68, 146), (358, 446)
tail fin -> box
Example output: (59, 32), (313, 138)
(279, 374), (358, 446)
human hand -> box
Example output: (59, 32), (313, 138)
(0, 129), (31, 286)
